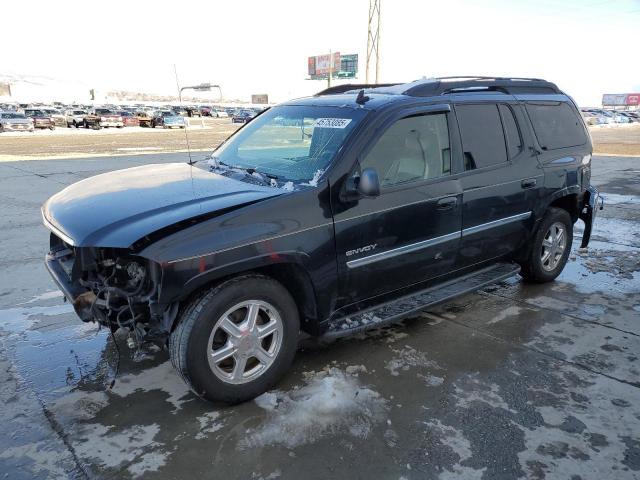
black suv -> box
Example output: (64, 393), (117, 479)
(42, 77), (602, 403)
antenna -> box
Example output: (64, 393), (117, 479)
(173, 64), (194, 165)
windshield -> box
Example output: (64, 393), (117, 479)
(210, 105), (367, 182)
(1, 113), (25, 119)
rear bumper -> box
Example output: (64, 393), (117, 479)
(579, 185), (604, 248)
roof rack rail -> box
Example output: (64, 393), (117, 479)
(404, 77), (561, 97)
(315, 83), (401, 96)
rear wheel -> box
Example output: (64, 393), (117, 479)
(170, 274), (300, 404)
(519, 207), (573, 283)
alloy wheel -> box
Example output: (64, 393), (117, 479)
(541, 222), (567, 272)
(207, 300), (283, 384)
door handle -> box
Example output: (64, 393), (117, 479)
(521, 178), (537, 189)
(437, 197), (458, 210)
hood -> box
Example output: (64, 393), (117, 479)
(42, 163), (283, 248)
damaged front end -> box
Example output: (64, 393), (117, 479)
(45, 232), (175, 344)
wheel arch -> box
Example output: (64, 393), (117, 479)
(548, 192), (580, 223)
(171, 253), (320, 335)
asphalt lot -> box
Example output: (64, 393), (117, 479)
(0, 153), (638, 479)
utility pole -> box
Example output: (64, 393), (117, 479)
(366, 0), (381, 84)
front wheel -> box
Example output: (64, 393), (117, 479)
(519, 207), (573, 283)
(170, 274), (300, 404)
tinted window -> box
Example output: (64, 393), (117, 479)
(525, 101), (586, 150)
(361, 112), (450, 187)
(456, 104), (507, 170)
(499, 104), (522, 158)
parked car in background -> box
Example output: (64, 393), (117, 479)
(200, 106), (212, 116)
(615, 111), (640, 123)
(65, 109), (88, 128)
(135, 110), (155, 127)
(185, 106), (201, 117)
(118, 111), (140, 127)
(151, 110), (186, 128)
(83, 109), (124, 129)
(581, 111), (607, 126)
(604, 110), (632, 123)
(231, 110), (255, 124)
(215, 109), (229, 118)
(171, 107), (189, 117)
(0, 112), (35, 132)
(24, 109), (55, 130)
(42, 108), (68, 128)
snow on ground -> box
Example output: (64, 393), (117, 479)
(240, 368), (388, 449)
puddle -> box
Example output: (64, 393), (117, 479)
(559, 243), (640, 296)
(600, 192), (640, 206)
(575, 216), (640, 247)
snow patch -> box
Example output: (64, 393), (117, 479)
(301, 169), (325, 187)
(281, 181), (294, 191)
(239, 368), (388, 449)
(195, 411), (224, 440)
(385, 346), (441, 376)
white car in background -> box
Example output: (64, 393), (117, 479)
(64, 109), (88, 128)
(581, 111), (607, 126)
(0, 112), (35, 132)
(214, 110), (229, 118)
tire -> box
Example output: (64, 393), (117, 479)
(170, 274), (300, 404)
(519, 207), (573, 283)
(84, 120), (89, 129)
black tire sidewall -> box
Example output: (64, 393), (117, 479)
(182, 276), (299, 403)
(525, 208), (573, 282)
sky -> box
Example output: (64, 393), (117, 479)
(2, 0), (640, 106)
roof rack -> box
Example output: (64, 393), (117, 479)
(404, 77), (561, 96)
(315, 83), (401, 96)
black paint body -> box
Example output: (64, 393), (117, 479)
(42, 81), (596, 336)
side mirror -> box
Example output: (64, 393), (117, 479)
(358, 168), (380, 197)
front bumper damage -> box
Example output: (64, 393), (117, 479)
(579, 185), (604, 248)
(44, 233), (177, 343)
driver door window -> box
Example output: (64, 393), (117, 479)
(361, 113), (450, 187)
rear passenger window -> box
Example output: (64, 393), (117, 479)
(499, 104), (522, 158)
(360, 112), (450, 187)
(525, 101), (586, 150)
(455, 104), (507, 170)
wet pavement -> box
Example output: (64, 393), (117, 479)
(0, 154), (639, 479)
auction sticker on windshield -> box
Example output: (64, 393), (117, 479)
(314, 118), (352, 128)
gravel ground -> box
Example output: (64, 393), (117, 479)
(1, 120), (639, 160)
(0, 153), (638, 479)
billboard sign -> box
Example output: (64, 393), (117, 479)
(308, 52), (341, 77)
(626, 93), (640, 106)
(308, 52), (358, 79)
(602, 94), (628, 106)
(251, 94), (269, 104)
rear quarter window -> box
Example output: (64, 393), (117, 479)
(525, 101), (586, 150)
